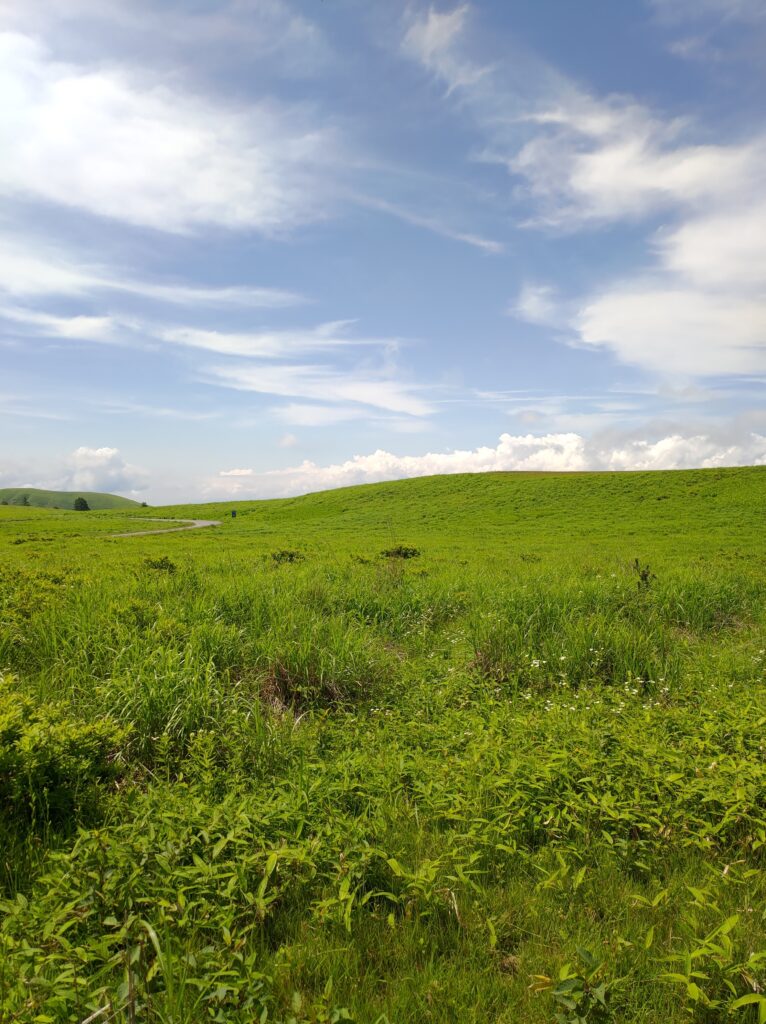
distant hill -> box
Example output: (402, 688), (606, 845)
(0, 487), (141, 511)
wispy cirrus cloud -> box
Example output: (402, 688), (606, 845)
(205, 362), (433, 418)
(0, 234), (304, 307)
(157, 320), (399, 359)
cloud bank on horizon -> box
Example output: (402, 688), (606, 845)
(1, 0), (764, 502)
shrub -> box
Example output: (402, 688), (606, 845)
(381, 545), (420, 560)
(271, 549), (305, 564)
(73, 496), (90, 511)
(0, 673), (127, 826)
(144, 555), (177, 573)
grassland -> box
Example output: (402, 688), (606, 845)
(0, 488), (140, 511)
(1, 467), (766, 1023)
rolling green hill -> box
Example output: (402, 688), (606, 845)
(0, 487), (140, 510)
(157, 464), (766, 560)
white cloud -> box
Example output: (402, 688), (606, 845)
(0, 0), (332, 78)
(0, 305), (116, 341)
(98, 400), (220, 421)
(402, 8), (766, 379)
(509, 101), (764, 227)
(575, 285), (766, 376)
(158, 320), (389, 359)
(569, 200), (766, 377)
(402, 4), (490, 94)
(356, 195), (503, 253)
(658, 203), (766, 291)
(0, 32), (339, 234)
(203, 428), (766, 498)
(58, 445), (148, 494)
(0, 235), (303, 307)
(512, 283), (562, 326)
(272, 403), (368, 426)
(206, 363), (433, 418)
(401, 7), (765, 226)
(219, 467), (253, 477)
(278, 432), (298, 448)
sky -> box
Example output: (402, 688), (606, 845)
(1, 0), (765, 503)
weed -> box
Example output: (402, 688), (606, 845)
(272, 549), (306, 564)
(380, 545), (420, 559)
(143, 555), (177, 573)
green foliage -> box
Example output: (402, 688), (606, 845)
(73, 496), (91, 511)
(0, 672), (126, 826)
(380, 545), (420, 559)
(271, 549), (305, 564)
(1, 467), (766, 1021)
(143, 554), (178, 573)
(531, 948), (615, 1023)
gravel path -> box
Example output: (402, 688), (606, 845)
(112, 518), (221, 537)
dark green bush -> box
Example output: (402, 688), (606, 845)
(381, 545), (420, 560)
(0, 673), (127, 826)
(143, 555), (177, 573)
(271, 549), (305, 564)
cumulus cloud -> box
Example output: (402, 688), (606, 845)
(0, 32), (339, 234)
(57, 446), (148, 495)
(203, 429), (766, 499)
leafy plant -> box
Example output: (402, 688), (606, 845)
(0, 673), (126, 826)
(531, 948), (615, 1023)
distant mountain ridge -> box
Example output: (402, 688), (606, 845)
(0, 488), (140, 510)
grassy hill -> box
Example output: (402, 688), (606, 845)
(0, 486), (140, 510)
(157, 465), (766, 558)
(2, 466), (766, 1022)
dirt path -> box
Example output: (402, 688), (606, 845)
(112, 518), (221, 538)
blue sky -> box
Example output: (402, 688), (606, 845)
(1, 0), (765, 501)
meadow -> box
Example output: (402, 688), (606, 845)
(1, 466), (766, 1023)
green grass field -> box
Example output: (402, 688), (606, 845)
(0, 488), (141, 511)
(2, 467), (766, 1023)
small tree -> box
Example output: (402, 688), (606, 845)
(20, 494), (29, 507)
(73, 496), (90, 512)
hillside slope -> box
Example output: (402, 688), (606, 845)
(155, 465), (766, 559)
(0, 487), (140, 510)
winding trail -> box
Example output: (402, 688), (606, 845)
(112, 518), (221, 538)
